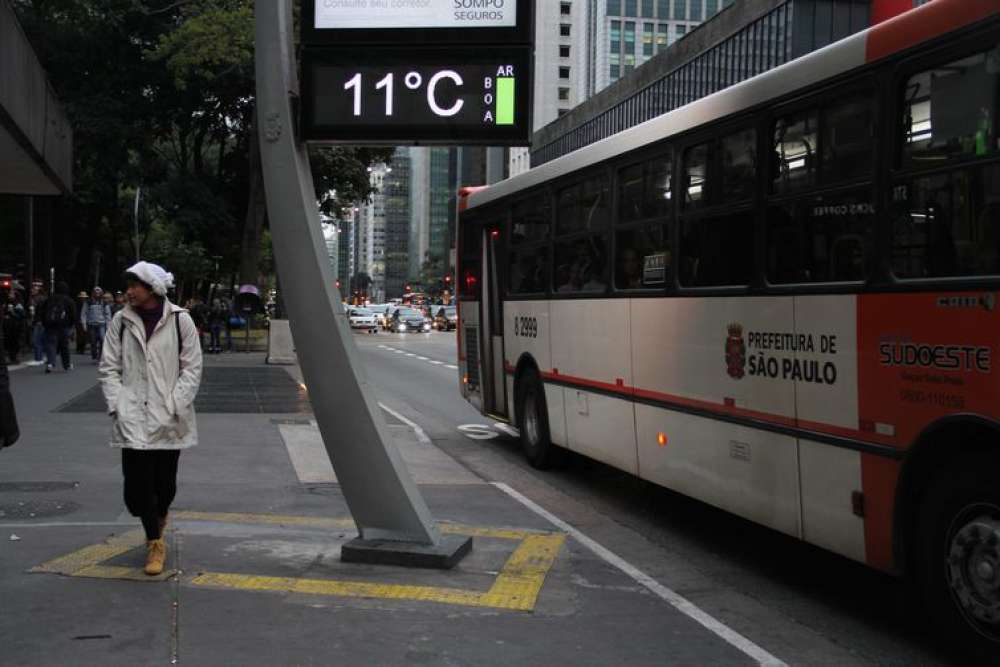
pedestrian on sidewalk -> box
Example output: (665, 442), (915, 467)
(99, 261), (203, 576)
(2, 291), (27, 364)
(0, 323), (19, 450)
(81, 286), (113, 363)
(40, 282), (77, 373)
(29, 281), (47, 362)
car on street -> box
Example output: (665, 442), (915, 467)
(347, 307), (378, 333)
(432, 305), (458, 331)
(391, 307), (432, 333)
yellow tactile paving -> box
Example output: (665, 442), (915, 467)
(28, 511), (566, 611)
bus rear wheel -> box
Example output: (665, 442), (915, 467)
(517, 371), (564, 469)
(916, 454), (1000, 662)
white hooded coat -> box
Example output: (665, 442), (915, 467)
(98, 300), (202, 449)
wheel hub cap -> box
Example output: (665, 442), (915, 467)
(524, 399), (538, 445)
(947, 515), (1000, 625)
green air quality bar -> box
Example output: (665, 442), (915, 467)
(496, 77), (515, 126)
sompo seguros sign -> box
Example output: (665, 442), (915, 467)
(315, 0), (516, 29)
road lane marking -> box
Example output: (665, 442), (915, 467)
(492, 482), (788, 667)
(445, 364), (458, 370)
(29, 511), (566, 611)
(378, 403), (431, 444)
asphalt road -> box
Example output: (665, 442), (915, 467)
(353, 330), (959, 667)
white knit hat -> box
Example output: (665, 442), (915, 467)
(125, 261), (175, 297)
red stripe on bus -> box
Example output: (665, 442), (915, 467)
(535, 369), (898, 446)
(861, 454), (900, 573)
(866, 0), (998, 63)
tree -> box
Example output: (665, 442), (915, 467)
(13, 0), (393, 295)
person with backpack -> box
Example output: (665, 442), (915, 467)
(41, 281), (77, 373)
(81, 286), (113, 363)
(99, 261), (202, 576)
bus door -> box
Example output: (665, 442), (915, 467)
(481, 225), (509, 418)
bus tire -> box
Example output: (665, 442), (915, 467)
(516, 371), (564, 469)
(915, 453), (1000, 662)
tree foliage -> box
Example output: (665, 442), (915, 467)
(12, 0), (391, 298)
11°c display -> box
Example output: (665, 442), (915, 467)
(301, 47), (531, 144)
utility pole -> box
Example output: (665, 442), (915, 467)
(254, 0), (470, 567)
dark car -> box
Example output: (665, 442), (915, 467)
(433, 306), (457, 331)
(391, 307), (431, 333)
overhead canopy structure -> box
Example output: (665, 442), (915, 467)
(0, 0), (73, 195)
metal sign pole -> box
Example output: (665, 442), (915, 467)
(254, 0), (470, 567)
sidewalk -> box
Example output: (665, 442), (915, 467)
(0, 351), (752, 666)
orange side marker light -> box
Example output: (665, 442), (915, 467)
(657, 432), (668, 447)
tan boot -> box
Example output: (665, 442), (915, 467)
(145, 538), (166, 576)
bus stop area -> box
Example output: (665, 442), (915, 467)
(0, 352), (763, 666)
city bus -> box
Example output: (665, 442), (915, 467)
(455, 0), (1000, 658)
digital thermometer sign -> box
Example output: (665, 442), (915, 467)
(301, 47), (531, 145)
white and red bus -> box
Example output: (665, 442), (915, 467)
(456, 0), (1000, 657)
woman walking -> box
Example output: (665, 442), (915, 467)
(99, 262), (202, 575)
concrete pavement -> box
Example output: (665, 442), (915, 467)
(0, 350), (764, 666)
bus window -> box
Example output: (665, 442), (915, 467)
(511, 194), (550, 244)
(892, 163), (1000, 278)
(557, 176), (610, 236)
(773, 110), (818, 193)
(766, 190), (873, 283)
(508, 245), (550, 294)
(679, 212), (754, 286)
(615, 223), (669, 289)
(618, 153), (672, 223)
(821, 94), (873, 183)
(554, 236), (608, 294)
(720, 128), (756, 202)
(683, 143), (710, 209)
(902, 46), (1000, 166)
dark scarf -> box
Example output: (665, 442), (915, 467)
(136, 299), (164, 341)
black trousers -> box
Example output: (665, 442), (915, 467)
(121, 449), (180, 540)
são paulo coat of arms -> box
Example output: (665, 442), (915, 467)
(725, 323), (746, 379)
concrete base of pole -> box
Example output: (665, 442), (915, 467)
(266, 319), (296, 365)
(341, 534), (473, 570)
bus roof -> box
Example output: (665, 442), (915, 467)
(464, 0), (998, 214)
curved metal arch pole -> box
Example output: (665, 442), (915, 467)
(255, 0), (440, 546)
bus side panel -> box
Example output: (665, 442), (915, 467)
(631, 297), (797, 420)
(793, 295), (859, 432)
(503, 299), (557, 431)
(798, 439), (866, 563)
(636, 404), (801, 537)
(633, 296), (800, 536)
(551, 299), (637, 474)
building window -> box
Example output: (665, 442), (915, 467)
(658, 0), (669, 17)
(559, 66), (571, 79)
(560, 45), (571, 58)
(643, 23), (654, 56)
(692, 0), (703, 20)
(558, 87), (570, 101)
(625, 0), (638, 16)
(675, 24), (687, 38)
(561, 2), (572, 15)
(625, 21), (636, 53)
(673, 0), (686, 20)
(707, 0), (718, 15)
(657, 24), (668, 51)
(610, 19), (621, 52)
(560, 23), (571, 37)
(642, 0), (654, 17)
(608, 0), (621, 14)
(611, 65), (621, 79)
